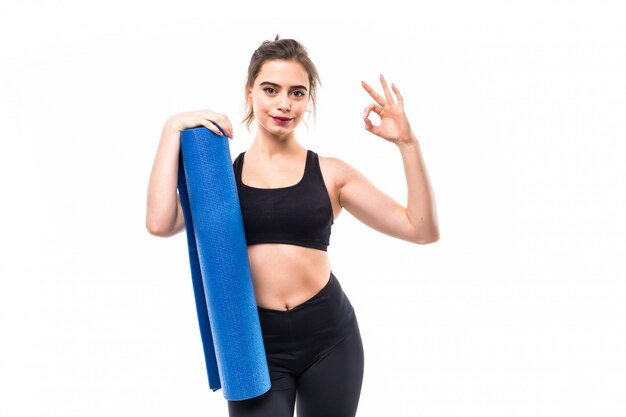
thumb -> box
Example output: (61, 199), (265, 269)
(363, 115), (379, 135)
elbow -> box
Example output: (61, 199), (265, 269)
(420, 233), (440, 244)
(414, 236), (439, 245)
(146, 218), (173, 237)
(411, 227), (440, 245)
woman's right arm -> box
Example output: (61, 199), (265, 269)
(145, 110), (233, 237)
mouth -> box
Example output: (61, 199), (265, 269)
(271, 116), (292, 124)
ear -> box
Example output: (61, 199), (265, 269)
(245, 87), (252, 106)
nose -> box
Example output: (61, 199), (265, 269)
(277, 93), (290, 113)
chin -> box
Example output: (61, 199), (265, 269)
(261, 123), (298, 138)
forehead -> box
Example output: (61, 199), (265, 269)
(255, 59), (309, 87)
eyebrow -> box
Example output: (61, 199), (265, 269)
(259, 81), (308, 91)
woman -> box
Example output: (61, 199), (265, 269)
(146, 36), (439, 417)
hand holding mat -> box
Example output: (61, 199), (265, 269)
(177, 126), (271, 401)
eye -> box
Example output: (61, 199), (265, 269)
(263, 87), (276, 94)
(291, 90), (306, 97)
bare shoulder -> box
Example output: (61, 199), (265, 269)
(317, 154), (366, 188)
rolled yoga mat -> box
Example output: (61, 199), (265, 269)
(176, 126), (271, 401)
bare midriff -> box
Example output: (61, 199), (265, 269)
(247, 243), (332, 311)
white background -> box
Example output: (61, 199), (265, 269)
(1, 1), (625, 416)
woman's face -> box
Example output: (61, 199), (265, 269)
(247, 59), (310, 139)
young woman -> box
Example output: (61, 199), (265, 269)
(146, 36), (439, 417)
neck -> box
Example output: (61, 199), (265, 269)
(249, 126), (302, 159)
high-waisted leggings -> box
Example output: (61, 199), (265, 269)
(227, 271), (364, 417)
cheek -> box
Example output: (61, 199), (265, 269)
(295, 99), (309, 112)
(250, 95), (267, 113)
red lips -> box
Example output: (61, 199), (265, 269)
(271, 116), (292, 124)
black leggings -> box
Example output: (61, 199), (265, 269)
(227, 272), (364, 417)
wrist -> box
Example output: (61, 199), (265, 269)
(163, 117), (183, 134)
(395, 132), (419, 149)
(160, 120), (183, 147)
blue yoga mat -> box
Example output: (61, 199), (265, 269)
(177, 126), (271, 401)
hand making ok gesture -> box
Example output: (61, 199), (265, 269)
(361, 75), (415, 145)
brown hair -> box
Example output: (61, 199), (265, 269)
(243, 35), (321, 129)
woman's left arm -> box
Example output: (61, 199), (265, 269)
(337, 75), (439, 244)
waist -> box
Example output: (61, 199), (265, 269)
(248, 243), (331, 311)
(257, 272), (357, 346)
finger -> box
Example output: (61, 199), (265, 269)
(204, 112), (233, 138)
(363, 103), (383, 120)
(201, 120), (223, 136)
(361, 80), (387, 107)
(363, 115), (380, 136)
(379, 74), (396, 106)
(363, 116), (373, 130)
(220, 115), (234, 138)
(391, 83), (404, 108)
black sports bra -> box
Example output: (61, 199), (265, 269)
(232, 150), (334, 251)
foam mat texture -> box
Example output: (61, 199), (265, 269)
(177, 126), (270, 401)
